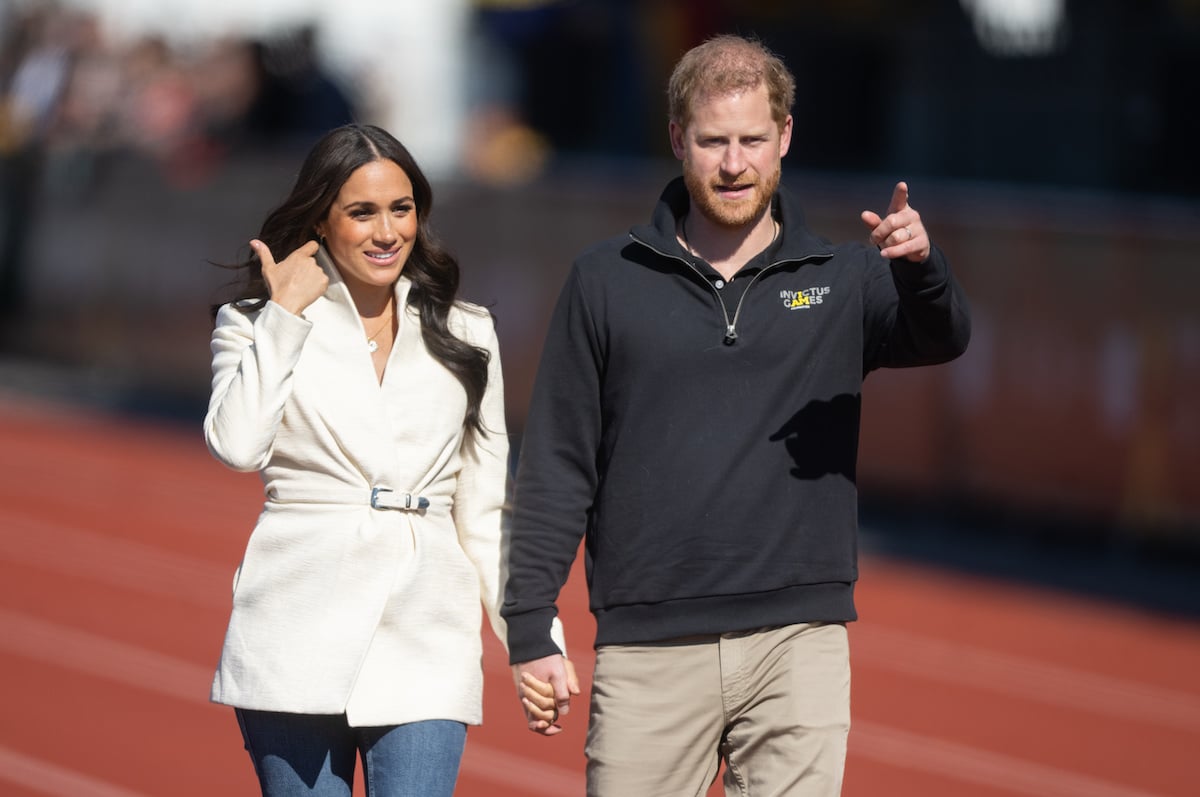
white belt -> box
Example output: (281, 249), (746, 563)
(370, 487), (429, 511)
(267, 486), (441, 513)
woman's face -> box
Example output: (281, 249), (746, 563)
(316, 158), (418, 294)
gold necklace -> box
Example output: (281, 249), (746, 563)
(680, 216), (780, 261)
(680, 216), (697, 258)
(365, 310), (393, 353)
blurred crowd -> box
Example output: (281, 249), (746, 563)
(0, 1), (359, 326)
(0, 0), (674, 326)
(0, 3), (357, 191)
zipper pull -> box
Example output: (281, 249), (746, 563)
(723, 326), (738, 345)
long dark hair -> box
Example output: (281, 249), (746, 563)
(213, 124), (490, 440)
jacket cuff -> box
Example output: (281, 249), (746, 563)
(507, 608), (566, 664)
(890, 245), (951, 295)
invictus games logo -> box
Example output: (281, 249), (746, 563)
(780, 286), (830, 310)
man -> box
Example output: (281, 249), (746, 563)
(503, 34), (971, 796)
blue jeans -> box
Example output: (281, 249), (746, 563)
(235, 709), (467, 797)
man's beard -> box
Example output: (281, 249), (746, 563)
(684, 162), (780, 229)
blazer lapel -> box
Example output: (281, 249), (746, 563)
(297, 247), (413, 487)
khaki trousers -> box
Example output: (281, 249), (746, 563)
(585, 622), (850, 797)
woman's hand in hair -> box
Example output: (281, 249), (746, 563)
(254, 239), (329, 316)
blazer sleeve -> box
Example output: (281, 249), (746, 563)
(204, 300), (312, 472)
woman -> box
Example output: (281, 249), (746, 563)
(205, 124), (569, 797)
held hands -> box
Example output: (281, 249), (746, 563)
(861, 182), (931, 263)
(512, 654), (580, 736)
(252, 238), (329, 316)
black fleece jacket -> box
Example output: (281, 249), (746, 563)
(503, 177), (971, 662)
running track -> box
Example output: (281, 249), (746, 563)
(2, 394), (1198, 797)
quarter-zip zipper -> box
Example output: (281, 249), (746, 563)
(630, 232), (831, 345)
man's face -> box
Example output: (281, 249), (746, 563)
(670, 83), (792, 229)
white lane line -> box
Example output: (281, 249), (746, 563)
(853, 720), (1167, 797)
(0, 609), (582, 794)
(6, 505), (1200, 736)
(853, 626), (1200, 732)
(0, 459), (256, 533)
(6, 508), (1199, 737)
(0, 744), (153, 797)
(0, 608), (214, 703)
(1, 610), (1176, 797)
(0, 511), (232, 609)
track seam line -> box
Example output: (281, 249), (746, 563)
(0, 610), (585, 794)
(7, 508), (1199, 735)
(853, 625), (1200, 732)
(852, 720), (1167, 797)
(0, 744), (155, 797)
(0, 609), (1174, 797)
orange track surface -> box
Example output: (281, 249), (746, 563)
(2, 395), (1198, 796)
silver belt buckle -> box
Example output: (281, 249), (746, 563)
(370, 487), (429, 511)
(370, 487), (393, 509)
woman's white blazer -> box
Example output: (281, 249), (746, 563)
(204, 251), (549, 726)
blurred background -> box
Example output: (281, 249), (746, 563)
(3, 0), (1197, 610)
(1, 0), (1199, 794)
